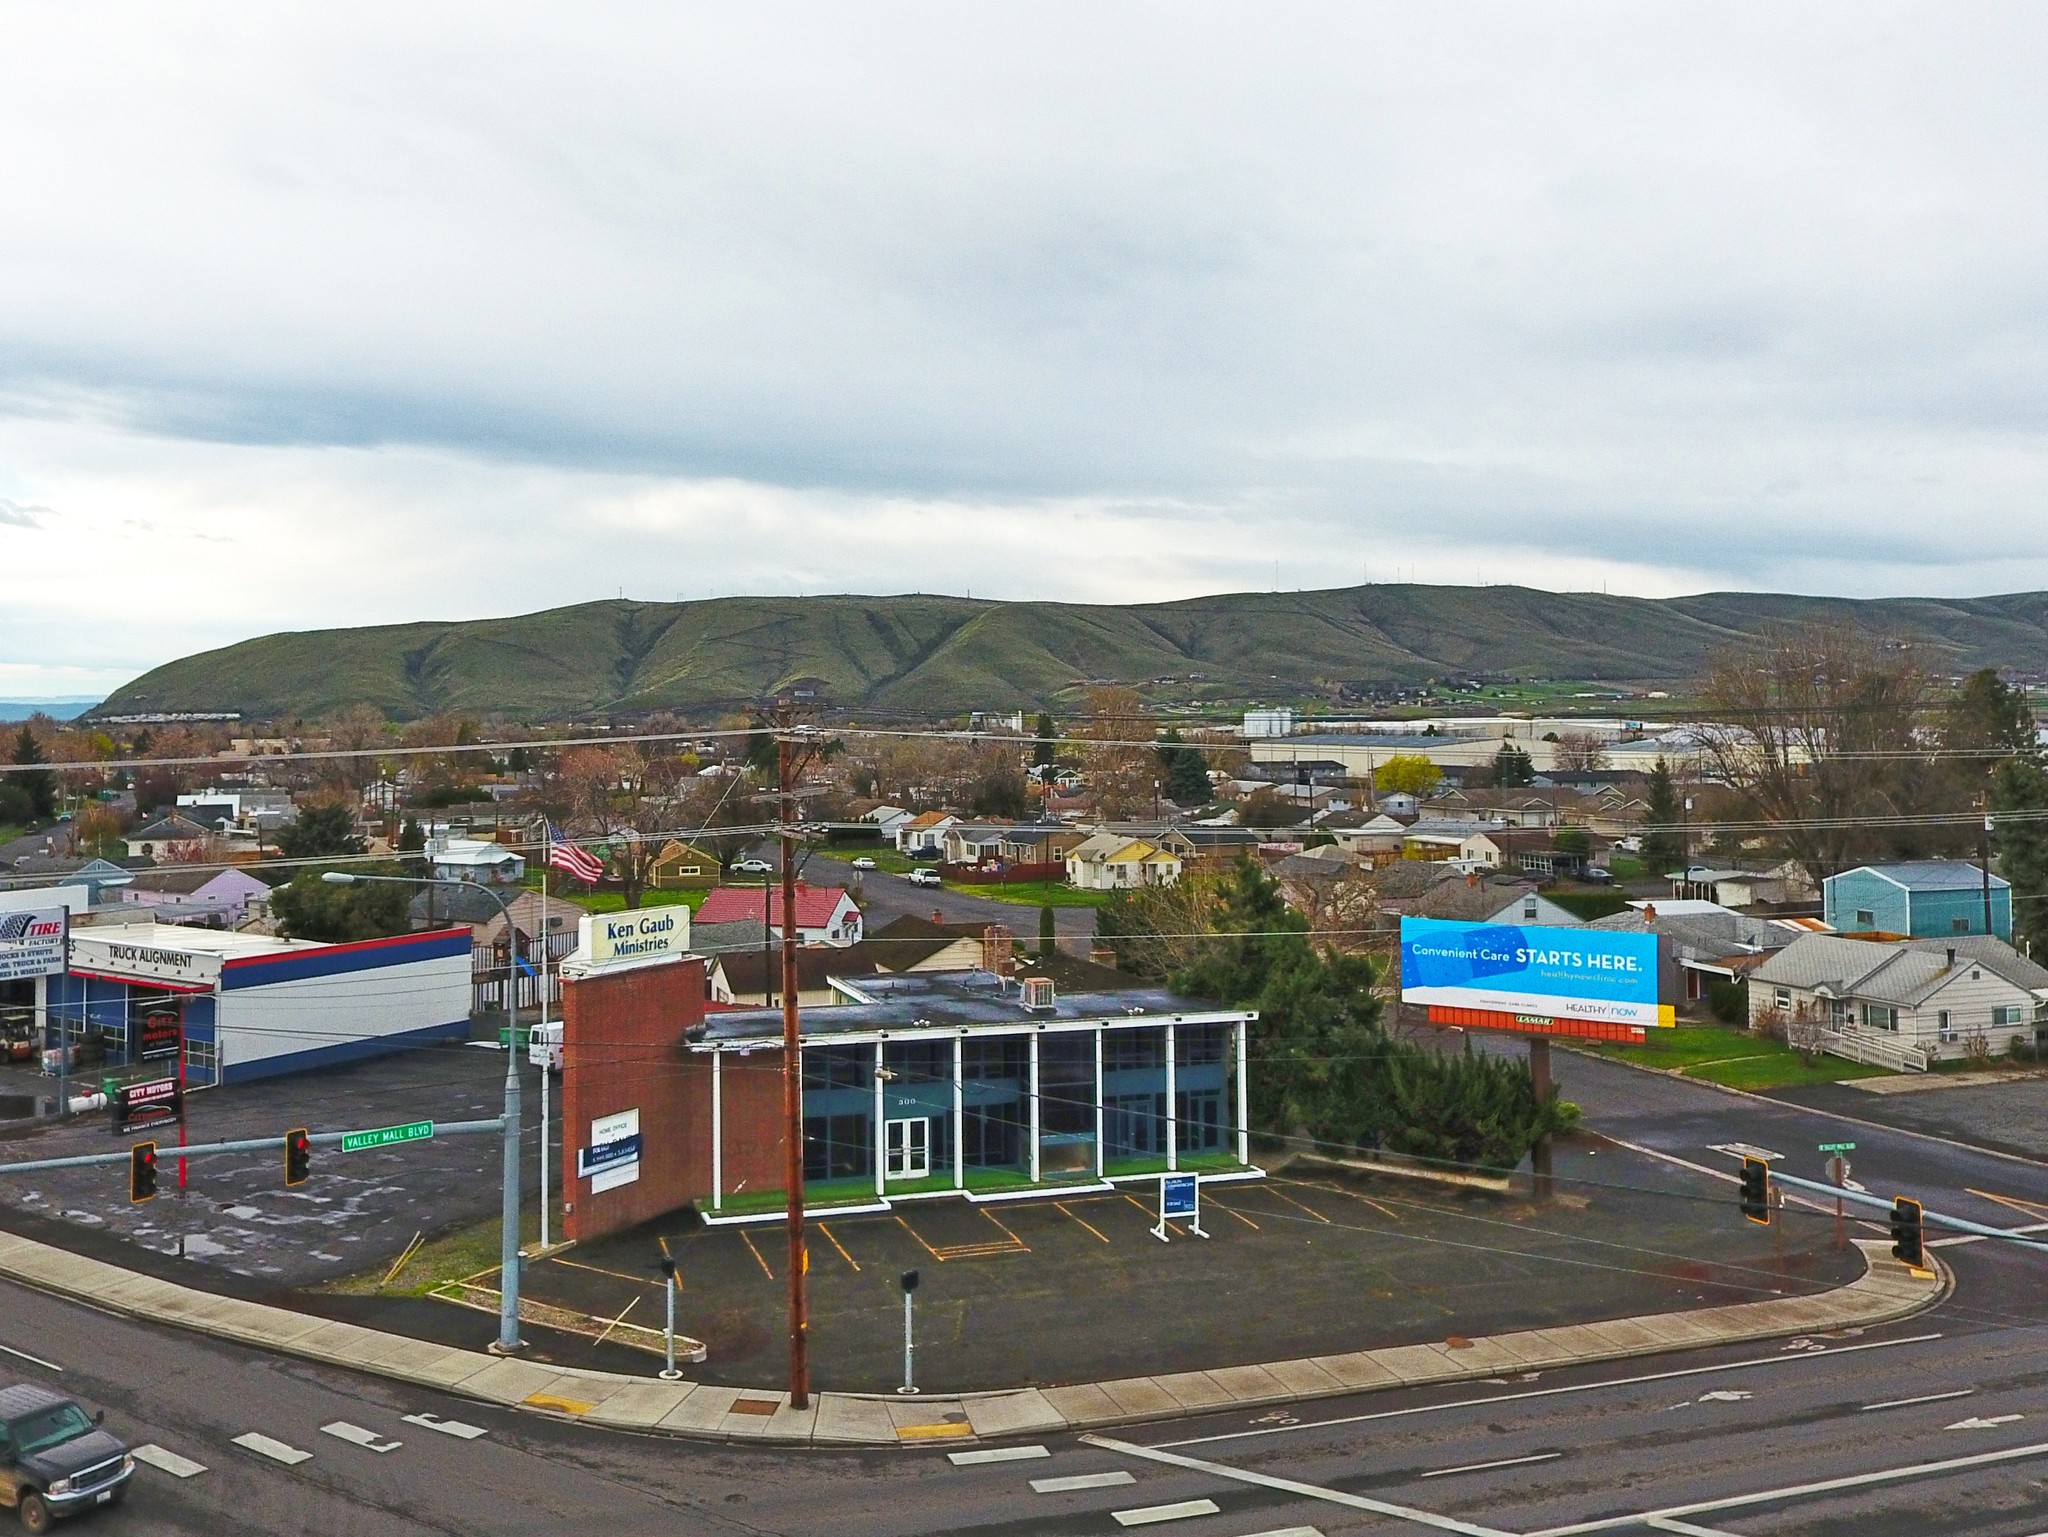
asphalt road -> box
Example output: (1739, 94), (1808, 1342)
(802, 852), (1101, 953)
(8, 1037), (2048, 1536)
(9, 1239), (2043, 1537)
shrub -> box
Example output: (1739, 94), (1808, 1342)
(1707, 980), (1748, 1025)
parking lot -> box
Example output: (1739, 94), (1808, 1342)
(522, 1135), (1864, 1394)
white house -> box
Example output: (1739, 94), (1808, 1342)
(862, 805), (914, 843)
(427, 836), (526, 885)
(894, 812), (961, 855)
(1749, 933), (2048, 1064)
(1066, 832), (1182, 890)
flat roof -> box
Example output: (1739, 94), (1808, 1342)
(695, 969), (1250, 1045)
(71, 921), (320, 958)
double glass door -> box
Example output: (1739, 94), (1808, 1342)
(885, 1117), (930, 1179)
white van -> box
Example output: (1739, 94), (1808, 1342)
(527, 1021), (563, 1072)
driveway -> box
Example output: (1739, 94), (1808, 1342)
(802, 851), (1101, 954)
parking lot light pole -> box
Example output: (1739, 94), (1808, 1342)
(322, 870), (526, 1354)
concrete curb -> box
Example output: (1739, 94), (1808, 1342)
(0, 1229), (1947, 1449)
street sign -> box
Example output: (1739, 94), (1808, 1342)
(1819, 1141), (1857, 1153)
(1825, 1155), (1850, 1187)
(340, 1120), (434, 1153)
(1153, 1174), (1209, 1242)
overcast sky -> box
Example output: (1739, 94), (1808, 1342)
(4, 5), (2047, 698)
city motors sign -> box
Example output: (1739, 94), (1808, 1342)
(573, 907), (689, 973)
(0, 907), (66, 981)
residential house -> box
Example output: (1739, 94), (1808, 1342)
(1593, 902), (1798, 1004)
(4, 856), (134, 905)
(1326, 814), (1409, 863)
(426, 836), (526, 885)
(862, 914), (1015, 974)
(895, 811), (962, 855)
(941, 821), (1084, 869)
(1377, 792), (1421, 817)
(1410, 873), (1586, 928)
(1462, 829), (1596, 880)
(861, 805), (915, 844)
(1824, 861), (2011, 942)
(176, 788), (296, 834)
(1748, 932), (2048, 1062)
(645, 839), (724, 890)
(695, 883), (864, 945)
(124, 815), (213, 861)
(120, 867), (273, 926)
(1065, 833), (1182, 890)
(708, 943), (885, 1008)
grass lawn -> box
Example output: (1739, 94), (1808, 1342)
(1604, 855), (1649, 880)
(321, 1209), (542, 1298)
(1571, 1024), (1894, 1091)
(951, 881), (1112, 908)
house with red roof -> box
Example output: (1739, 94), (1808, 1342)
(693, 883), (864, 945)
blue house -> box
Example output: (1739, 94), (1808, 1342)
(1824, 861), (2011, 942)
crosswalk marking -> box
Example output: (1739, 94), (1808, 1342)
(1032, 1470), (1136, 1493)
(1114, 1498), (1222, 1526)
(948, 1444), (1049, 1465)
(322, 1421), (402, 1453)
(232, 1432), (311, 1466)
(401, 1413), (489, 1440)
(131, 1444), (207, 1479)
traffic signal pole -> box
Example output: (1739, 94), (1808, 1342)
(1765, 1168), (2048, 1253)
(0, 1119), (509, 1177)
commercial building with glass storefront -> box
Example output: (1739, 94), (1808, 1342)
(686, 969), (1258, 1216)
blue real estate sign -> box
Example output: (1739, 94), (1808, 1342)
(1399, 917), (1671, 1029)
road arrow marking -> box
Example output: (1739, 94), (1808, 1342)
(1948, 1415), (2025, 1430)
(1697, 1391), (1752, 1403)
(131, 1444), (206, 1478)
(321, 1421), (402, 1452)
(232, 1433), (311, 1466)
(400, 1413), (487, 1440)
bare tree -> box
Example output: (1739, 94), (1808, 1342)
(1551, 731), (1609, 773)
(1279, 863), (1384, 958)
(1073, 685), (1157, 819)
(1694, 622), (1930, 888)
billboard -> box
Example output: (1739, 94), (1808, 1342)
(0, 907), (67, 981)
(1399, 917), (1671, 1030)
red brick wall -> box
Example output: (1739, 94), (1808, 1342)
(711, 1047), (789, 1207)
(560, 955), (706, 1243)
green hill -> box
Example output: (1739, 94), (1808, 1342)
(91, 585), (2048, 723)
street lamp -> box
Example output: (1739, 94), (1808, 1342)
(323, 869), (526, 1354)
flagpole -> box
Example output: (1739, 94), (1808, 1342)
(539, 824), (552, 1253)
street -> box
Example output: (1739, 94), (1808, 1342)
(1, 1048), (2042, 1536)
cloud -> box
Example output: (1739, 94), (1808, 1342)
(1, 5), (2047, 693)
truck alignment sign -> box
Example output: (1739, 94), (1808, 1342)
(1399, 916), (1673, 1029)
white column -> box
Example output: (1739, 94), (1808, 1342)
(710, 1048), (724, 1211)
(1027, 1031), (1041, 1183)
(32, 974), (46, 1039)
(874, 1039), (887, 1197)
(1235, 1019), (1251, 1166)
(1093, 1026), (1105, 1179)
(1165, 1022), (1178, 1172)
(952, 1034), (965, 1191)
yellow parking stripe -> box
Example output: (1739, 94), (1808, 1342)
(818, 1222), (861, 1272)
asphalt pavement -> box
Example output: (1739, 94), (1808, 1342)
(7, 1238), (2040, 1537)
(803, 851), (1101, 954)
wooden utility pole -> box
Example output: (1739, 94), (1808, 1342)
(777, 713), (810, 1408)
(1528, 1035), (1553, 1201)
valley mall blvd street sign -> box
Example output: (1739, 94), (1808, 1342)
(1819, 1141), (1857, 1153)
(341, 1121), (434, 1153)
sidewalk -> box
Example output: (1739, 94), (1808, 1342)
(0, 1228), (1944, 1447)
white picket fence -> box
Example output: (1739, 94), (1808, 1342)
(1814, 1027), (1928, 1073)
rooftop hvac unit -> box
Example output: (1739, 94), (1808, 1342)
(1021, 976), (1056, 1011)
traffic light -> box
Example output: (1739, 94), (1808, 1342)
(284, 1128), (311, 1187)
(1739, 1157), (1771, 1225)
(128, 1142), (158, 1204)
(1891, 1196), (1925, 1267)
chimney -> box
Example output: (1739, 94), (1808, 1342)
(1641, 903), (1657, 925)
(932, 909), (945, 924)
(1947, 946), (1957, 967)
(1465, 871), (1479, 888)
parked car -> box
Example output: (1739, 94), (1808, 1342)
(733, 858), (773, 875)
(0, 1384), (131, 1530)
(907, 868), (943, 887)
(850, 856), (877, 870)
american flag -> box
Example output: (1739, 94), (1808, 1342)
(547, 827), (605, 884)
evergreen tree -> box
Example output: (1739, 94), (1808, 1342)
(1038, 902), (1057, 956)
(1155, 729), (1211, 804)
(10, 725), (54, 821)
(271, 866), (411, 942)
(1491, 743), (1534, 788)
(1993, 756), (2048, 951)
(1641, 757), (1685, 875)
(276, 803), (365, 859)
(1947, 668), (2036, 756)
(1031, 713), (1057, 770)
